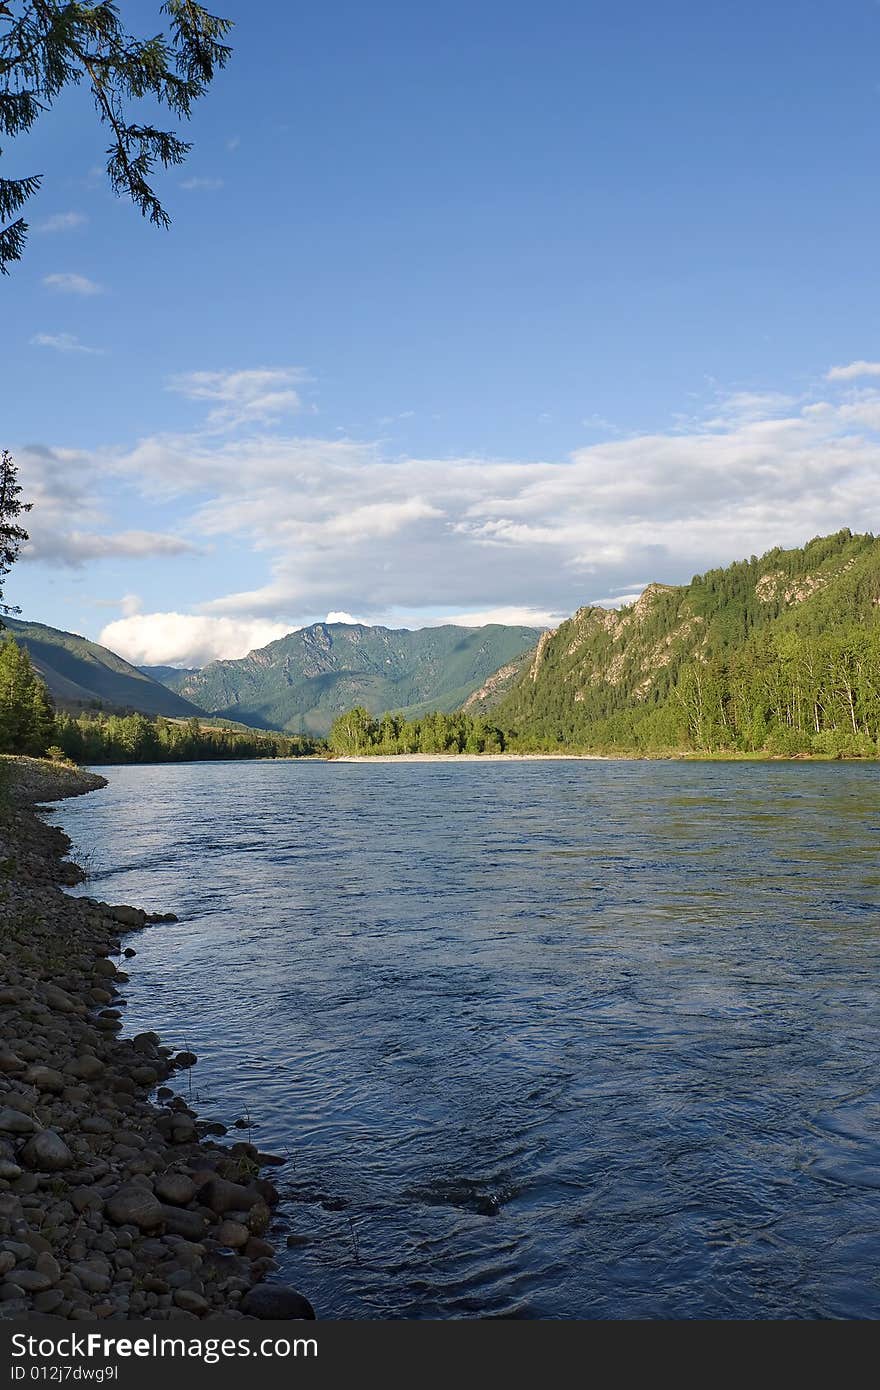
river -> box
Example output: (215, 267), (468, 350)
(52, 758), (880, 1319)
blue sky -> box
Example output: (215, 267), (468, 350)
(4, 0), (880, 665)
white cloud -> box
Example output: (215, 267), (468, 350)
(326, 611), (359, 624)
(168, 380), (880, 617)
(167, 367), (309, 428)
(18, 366), (880, 639)
(180, 177), (224, 191)
(32, 530), (197, 566)
(100, 613), (293, 668)
(592, 590), (648, 610)
(826, 361), (880, 381)
(43, 272), (103, 295)
(31, 332), (103, 355)
(11, 444), (196, 568)
(36, 212), (88, 234)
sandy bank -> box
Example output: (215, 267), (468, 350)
(331, 752), (614, 763)
(0, 757), (312, 1322)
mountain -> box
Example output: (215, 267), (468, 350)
(139, 665), (200, 693)
(156, 622), (543, 735)
(492, 529), (880, 753)
(2, 618), (204, 719)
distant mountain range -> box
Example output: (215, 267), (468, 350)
(147, 622), (544, 735)
(1, 618), (203, 719)
(11, 529), (877, 753)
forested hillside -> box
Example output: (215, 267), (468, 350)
(3, 619), (203, 718)
(493, 530), (880, 755)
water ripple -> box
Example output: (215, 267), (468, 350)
(54, 758), (880, 1319)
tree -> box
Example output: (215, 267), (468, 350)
(1, 1), (233, 274)
(0, 448), (30, 617)
(0, 635), (55, 753)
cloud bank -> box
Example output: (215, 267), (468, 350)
(17, 359), (880, 665)
(100, 614), (292, 668)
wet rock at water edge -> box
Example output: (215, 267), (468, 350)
(107, 905), (147, 929)
(239, 1285), (317, 1320)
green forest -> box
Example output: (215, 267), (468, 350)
(489, 529), (880, 757)
(328, 707), (507, 755)
(0, 638), (317, 763)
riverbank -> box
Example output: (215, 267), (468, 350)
(330, 749), (876, 763)
(332, 752), (615, 762)
(0, 757), (312, 1322)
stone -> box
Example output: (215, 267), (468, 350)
(202, 1178), (263, 1216)
(105, 1185), (164, 1230)
(20, 1130), (73, 1171)
(239, 1285), (316, 1320)
(159, 1206), (207, 1240)
(11, 1269), (54, 1294)
(246, 1201), (271, 1236)
(216, 1220), (249, 1249)
(130, 1065), (160, 1087)
(72, 1265), (111, 1295)
(169, 1116), (197, 1143)
(80, 1115), (113, 1134)
(65, 1055), (105, 1080)
(93, 959), (118, 979)
(0, 1108), (37, 1135)
(35, 1251), (61, 1284)
(173, 1289), (209, 1314)
(42, 985), (76, 1013)
(108, 906), (147, 928)
(245, 1237), (275, 1260)
(33, 1289), (65, 1314)
(155, 1173), (196, 1206)
(23, 1065), (65, 1092)
(71, 1188), (104, 1214)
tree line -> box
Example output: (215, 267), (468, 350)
(0, 637), (318, 763)
(329, 707), (507, 755)
(671, 624), (880, 757)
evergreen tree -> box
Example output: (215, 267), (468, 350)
(0, 449), (30, 616)
(0, 636), (55, 753)
(1, 1), (233, 273)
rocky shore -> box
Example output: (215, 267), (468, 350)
(0, 757), (313, 1322)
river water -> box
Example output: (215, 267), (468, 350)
(51, 758), (880, 1319)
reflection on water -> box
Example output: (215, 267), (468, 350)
(53, 759), (880, 1319)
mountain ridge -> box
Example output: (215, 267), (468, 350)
(152, 621), (543, 735)
(1, 618), (205, 720)
(492, 528), (880, 751)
